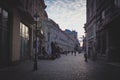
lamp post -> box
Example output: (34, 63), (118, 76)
(33, 13), (39, 71)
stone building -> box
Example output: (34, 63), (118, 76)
(42, 18), (75, 57)
(0, 0), (47, 68)
(84, 0), (97, 60)
(64, 29), (81, 52)
(85, 0), (120, 62)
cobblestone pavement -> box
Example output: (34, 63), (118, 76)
(0, 53), (120, 80)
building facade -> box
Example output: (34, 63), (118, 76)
(64, 29), (81, 52)
(42, 19), (75, 57)
(84, 0), (97, 60)
(0, 0), (47, 68)
(85, 0), (120, 62)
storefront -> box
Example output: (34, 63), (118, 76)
(0, 7), (10, 67)
(20, 22), (30, 60)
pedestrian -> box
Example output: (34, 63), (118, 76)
(42, 47), (47, 56)
(84, 53), (87, 62)
(65, 51), (67, 56)
(71, 51), (73, 55)
(51, 42), (56, 59)
(56, 46), (60, 58)
(74, 51), (76, 56)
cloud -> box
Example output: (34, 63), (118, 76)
(45, 0), (86, 37)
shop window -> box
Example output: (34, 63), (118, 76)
(0, 7), (9, 65)
(20, 22), (29, 59)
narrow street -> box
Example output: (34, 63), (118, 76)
(0, 53), (120, 80)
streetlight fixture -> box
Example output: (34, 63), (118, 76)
(33, 13), (39, 71)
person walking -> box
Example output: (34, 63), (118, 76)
(84, 53), (88, 62)
(74, 51), (76, 56)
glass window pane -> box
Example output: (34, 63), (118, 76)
(3, 10), (8, 19)
(20, 22), (22, 36)
(2, 9), (8, 27)
(0, 8), (2, 24)
(0, 8), (1, 13)
(26, 26), (29, 40)
(20, 22), (29, 59)
(118, 0), (120, 7)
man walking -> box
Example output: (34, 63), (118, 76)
(84, 53), (87, 62)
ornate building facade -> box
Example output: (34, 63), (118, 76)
(42, 18), (75, 57)
(84, 0), (120, 62)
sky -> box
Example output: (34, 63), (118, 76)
(44, 0), (86, 40)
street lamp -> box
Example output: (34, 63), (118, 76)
(33, 13), (39, 71)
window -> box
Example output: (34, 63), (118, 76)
(20, 22), (29, 59)
(2, 10), (8, 27)
(89, 9), (92, 17)
(0, 8), (9, 65)
(0, 8), (8, 28)
(0, 8), (1, 13)
(41, 29), (43, 34)
(48, 32), (50, 41)
(20, 23), (29, 39)
(0, 8), (2, 24)
(102, 10), (105, 19)
(114, 0), (120, 7)
(115, 0), (117, 5)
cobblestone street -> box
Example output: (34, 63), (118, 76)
(0, 53), (120, 80)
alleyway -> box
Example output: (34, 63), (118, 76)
(0, 53), (120, 80)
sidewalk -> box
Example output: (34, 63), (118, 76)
(88, 55), (120, 68)
(97, 57), (120, 68)
(0, 60), (36, 80)
(107, 62), (120, 67)
(0, 53), (120, 80)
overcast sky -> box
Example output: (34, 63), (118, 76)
(44, 0), (86, 39)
